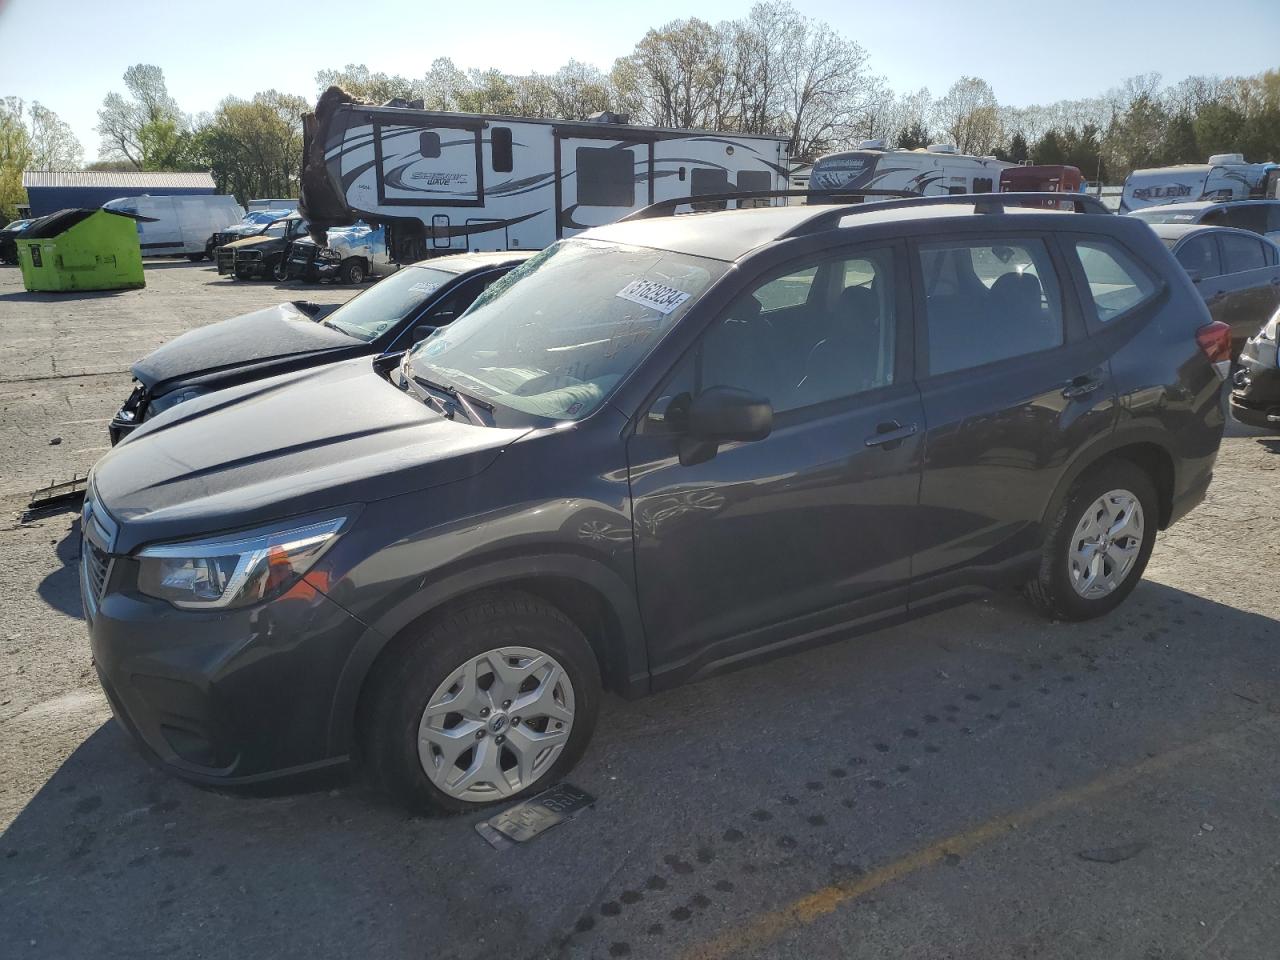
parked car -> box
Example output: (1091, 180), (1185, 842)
(0, 217), (35, 264)
(1148, 222), (1280, 358)
(206, 209), (295, 262)
(82, 193), (1227, 814)
(1128, 198), (1280, 242)
(109, 250), (529, 443)
(102, 194), (244, 261)
(284, 222), (397, 284)
(216, 214), (312, 280)
(1230, 307), (1280, 429)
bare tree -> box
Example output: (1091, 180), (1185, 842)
(932, 76), (1001, 154)
(96, 64), (183, 168)
(774, 7), (877, 160)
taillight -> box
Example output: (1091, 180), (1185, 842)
(1196, 321), (1232, 379)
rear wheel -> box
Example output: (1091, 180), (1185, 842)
(1025, 461), (1157, 621)
(186, 252), (206, 263)
(360, 591), (600, 815)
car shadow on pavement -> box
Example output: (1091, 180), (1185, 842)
(2, 579), (1278, 960)
(0, 289), (136, 303)
(36, 517), (83, 621)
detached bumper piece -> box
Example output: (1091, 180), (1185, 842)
(27, 474), (88, 513)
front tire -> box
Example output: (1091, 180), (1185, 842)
(1025, 460), (1157, 621)
(338, 258), (366, 284)
(360, 591), (601, 815)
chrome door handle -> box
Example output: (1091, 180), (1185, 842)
(1062, 375), (1103, 399)
(864, 421), (918, 447)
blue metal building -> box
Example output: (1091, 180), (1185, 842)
(22, 171), (216, 217)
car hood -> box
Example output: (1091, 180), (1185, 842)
(132, 301), (360, 392)
(94, 358), (530, 551)
(224, 234), (284, 251)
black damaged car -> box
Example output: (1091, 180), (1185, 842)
(1231, 307), (1280, 429)
(110, 250), (531, 443)
(83, 192), (1226, 815)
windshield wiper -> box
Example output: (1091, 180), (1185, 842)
(411, 374), (493, 425)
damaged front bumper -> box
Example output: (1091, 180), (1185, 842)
(109, 382), (147, 445)
(1230, 332), (1280, 429)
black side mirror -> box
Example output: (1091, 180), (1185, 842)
(679, 386), (772, 466)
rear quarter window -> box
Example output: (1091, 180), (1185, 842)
(1074, 238), (1161, 324)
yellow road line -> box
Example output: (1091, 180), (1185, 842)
(682, 718), (1271, 960)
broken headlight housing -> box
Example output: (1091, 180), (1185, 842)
(147, 386), (208, 417)
(1260, 310), (1279, 342)
(137, 516), (346, 609)
(318, 247), (341, 261)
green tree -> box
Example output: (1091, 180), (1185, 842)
(200, 91), (307, 202)
(1007, 132), (1029, 164)
(895, 121), (929, 149)
(1032, 129), (1066, 164)
(0, 98), (83, 220)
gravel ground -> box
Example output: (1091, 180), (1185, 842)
(0, 260), (1277, 960)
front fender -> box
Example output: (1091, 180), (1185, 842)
(323, 552), (649, 758)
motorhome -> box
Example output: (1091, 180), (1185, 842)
(102, 194), (244, 260)
(1121, 154), (1278, 213)
(299, 90), (789, 262)
(807, 141), (1015, 200)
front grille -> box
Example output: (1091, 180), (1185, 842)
(216, 248), (236, 273)
(84, 539), (109, 597)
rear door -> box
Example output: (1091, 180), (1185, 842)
(555, 131), (651, 237)
(909, 231), (1115, 600)
(627, 242), (922, 684)
(1213, 231), (1280, 353)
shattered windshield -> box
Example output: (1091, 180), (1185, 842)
(406, 239), (724, 421)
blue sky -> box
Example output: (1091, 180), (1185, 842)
(2, 0), (1277, 160)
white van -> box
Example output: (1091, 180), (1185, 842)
(102, 194), (245, 260)
(1121, 155), (1279, 213)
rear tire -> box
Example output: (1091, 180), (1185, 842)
(1025, 460), (1157, 622)
(186, 252), (206, 262)
(359, 591), (601, 816)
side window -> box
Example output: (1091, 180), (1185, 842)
(1223, 205), (1268, 235)
(491, 127), (513, 173)
(1267, 204), (1280, 236)
(426, 274), (495, 327)
(919, 238), (1063, 375)
(651, 249), (897, 424)
(1174, 235), (1221, 279)
(1219, 233), (1268, 274)
(576, 147), (634, 207)
(1075, 238), (1160, 323)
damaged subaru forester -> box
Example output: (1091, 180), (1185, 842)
(83, 193), (1227, 814)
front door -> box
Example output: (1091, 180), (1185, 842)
(627, 243), (923, 687)
(555, 134), (652, 238)
(909, 232), (1116, 599)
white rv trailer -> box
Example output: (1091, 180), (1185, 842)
(1120, 154), (1278, 213)
(807, 141), (1016, 199)
(300, 94), (790, 262)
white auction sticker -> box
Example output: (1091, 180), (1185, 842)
(409, 281), (441, 295)
(615, 279), (691, 315)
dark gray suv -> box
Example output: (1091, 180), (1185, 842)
(82, 194), (1229, 814)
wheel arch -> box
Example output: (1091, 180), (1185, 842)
(327, 554), (650, 758)
(1041, 430), (1177, 535)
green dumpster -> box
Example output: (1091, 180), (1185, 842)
(18, 208), (145, 292)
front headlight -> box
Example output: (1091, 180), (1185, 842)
(147, 386), (207, 417)
(137, 516), (346, 609)
(1260, 310), (1279, 342)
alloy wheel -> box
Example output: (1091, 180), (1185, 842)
(417, 646), (575, 802)
(1068, 488), (1145, 599)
